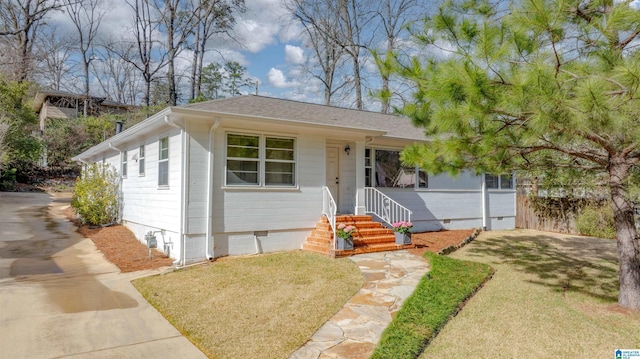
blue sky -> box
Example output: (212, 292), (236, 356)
(46, 0), (322, 103)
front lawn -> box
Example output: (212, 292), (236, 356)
(371, 252), (493, 359)
(420, 230), (640, 358)
(133, 251), (363, 359)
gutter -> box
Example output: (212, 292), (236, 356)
(165, 115), (188, 266)
(205, 118), (221, 260)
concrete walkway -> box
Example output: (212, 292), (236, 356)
(289, 251), (430, 359)
(0, 192), (206, 359)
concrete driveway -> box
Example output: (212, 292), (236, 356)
(0, 192), (206, 359)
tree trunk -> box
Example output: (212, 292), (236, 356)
(609, 158), (640, 310)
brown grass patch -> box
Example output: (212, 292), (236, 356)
(133, 251), (364, 359)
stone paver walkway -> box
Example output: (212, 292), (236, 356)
(289, 250), (430, 359)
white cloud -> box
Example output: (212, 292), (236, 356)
(284, 45), (305, 64)
(267, 68), (298, 88)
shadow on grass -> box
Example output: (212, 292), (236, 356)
(462, 233), (619, 303)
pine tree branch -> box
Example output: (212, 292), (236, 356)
(618, 31), (640, 51)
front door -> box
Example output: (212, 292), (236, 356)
(326, 146), (340, 205)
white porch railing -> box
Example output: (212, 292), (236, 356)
(362, 187), (412, 228)
(322, 186), (338, 249)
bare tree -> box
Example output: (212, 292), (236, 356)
(189, 0), (245, 101)
(286, 0), (347, 105)
(91, 45), (143, 105)
(33, 30), (74, 91)
(151, 0), (200, 106)
(0, 0), (65, 81)
(371, 0), (418, 113)
(64, 0), (105, 116)
(286, 0), (374, 109)
(113, 0), (167, 107)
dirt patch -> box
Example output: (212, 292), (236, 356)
(408, 229), (477, 257)
(65, 207), (173, 272)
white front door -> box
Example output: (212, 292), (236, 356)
(326, 146), (340, 204)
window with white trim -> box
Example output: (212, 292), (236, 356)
(485, 173), (513, 189)
(485, 173), (499, 189)
(500, 173), (513, 189)
(226, 133), (296, 187)
(139, 145), (145, 176)
(158, 137), (169, 186)
(366, 148), (427, 189)
(121, 151), (128, 178)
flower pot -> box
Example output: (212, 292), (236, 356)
(337, 236), (354, 250)
(395, 232), (411, 245)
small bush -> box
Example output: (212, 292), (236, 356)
(575, 204), (616, 239)
(71, 163), (119, 226)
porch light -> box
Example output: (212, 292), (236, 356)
(344, 144), (351, 156)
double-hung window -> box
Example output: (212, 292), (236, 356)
(158, 137), (169, 186)
(226, 133), (296, 187)
(139, 145), (145, 176)
(121, 151), (128, 178)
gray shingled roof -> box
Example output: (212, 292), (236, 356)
(183, 95), (428, 141)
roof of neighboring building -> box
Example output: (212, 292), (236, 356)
(34, 90), (133, 113)
(183, 95), (427, 141)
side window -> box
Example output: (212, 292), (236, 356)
(485, 174), (499, 189)
(121, 151), (128, 178)
(158, 137), (169, 186)
(485, 173), (513, 189)
(500, 173), (513, 189)
(139, 145), (145, 176)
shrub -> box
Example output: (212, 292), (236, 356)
(576, 204), (616, 239)
(71, 163), (119, 226)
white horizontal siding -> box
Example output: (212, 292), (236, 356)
(185, 122), (212, 235)
(212, 129), (325, 233)
(379, 172), (516, 232)
(213, 229), (309, 257)
(118, 129), (182, 233)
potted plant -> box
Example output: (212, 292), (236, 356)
(335, 223), (355, 250)
(392, 221), (413, 244)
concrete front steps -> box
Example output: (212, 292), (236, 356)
(302, 215), (414, 258)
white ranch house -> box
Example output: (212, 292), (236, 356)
(73, 95), (515, 264)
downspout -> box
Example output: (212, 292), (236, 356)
(165, 115), (188, 266)
(481, 173), (487, 231)
(205, 118), (221, 260)
(109, 143), (123, 223)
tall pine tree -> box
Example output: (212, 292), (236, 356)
(389, 0), (640, 309)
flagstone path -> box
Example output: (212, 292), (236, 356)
(289, 250), (430, 359)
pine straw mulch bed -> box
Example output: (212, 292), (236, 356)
(65, 207), (173, 272)
(66, 203), (478, 272)
(408, 229), (479, 257)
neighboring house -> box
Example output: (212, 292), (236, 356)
(34, 90), (133, 131)
(72, 95), (516, 265)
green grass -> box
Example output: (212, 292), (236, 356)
(371, 252), (493, 359)
(420, 230), (640, 358)
(133, 251), (363, 359)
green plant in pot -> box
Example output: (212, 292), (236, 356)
(336, 223), (355, 250)
(392, 221), (413, 244)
